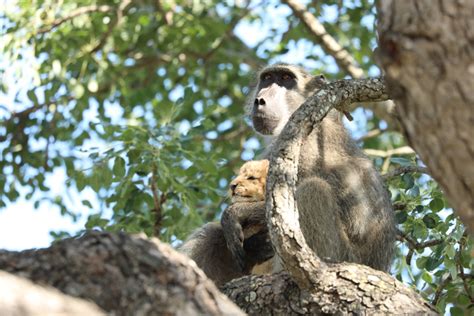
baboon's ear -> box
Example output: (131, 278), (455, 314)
(306, 74), (327, 93)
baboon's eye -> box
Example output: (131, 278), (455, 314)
(262, 73), (272, 81)
(281, 73), (292, 81)
(247, 176), (257, 180)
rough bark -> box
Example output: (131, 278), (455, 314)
(266, 77), (389, 288)
(0, 271), (105, 316)
(222, 267), (434, 315)
(0, 231), (243, 316)
(246, 77), (435, 314)
(377, 0), (474, 232)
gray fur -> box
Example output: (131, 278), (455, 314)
(179, 64), (396, 287)
(252, 63), (396, 271)
(179, 202), (273, 286)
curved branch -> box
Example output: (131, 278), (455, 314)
(263, 77), (435, 313)
(37, 5), (113, 34)
(266, 77), (389, 287)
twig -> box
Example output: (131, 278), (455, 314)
(282, 0), (401, 129)
(396, 229), (443, 265)
(457, 230), (474, 303)
(282, 0), (364, 78)
(382, 166), (429, 180)
(397, 229), (443, 250)
(364, 146), (415, 157)
(432, 274), (452, 306)
(150, 166), (167, 238)
(37, 5), (113, 34)
(88, 0), (132, 54)
(356, 128), (385, 142)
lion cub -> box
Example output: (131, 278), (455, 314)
(229, 159), (269, 203)
(179, 160), (273, 286)
(222, 159), (273, 274)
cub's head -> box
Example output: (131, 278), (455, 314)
(229, 160), (269, 203)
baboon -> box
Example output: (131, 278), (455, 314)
(224, 63), (396, 272)
(179, 160), (273, 286)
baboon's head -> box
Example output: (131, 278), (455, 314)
(250, 63), (326, 135)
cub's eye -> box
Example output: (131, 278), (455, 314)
(247, 176), (257, 180)
(262, 73), (272, 81)
(281, 73), (292, 81)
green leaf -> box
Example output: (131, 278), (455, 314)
(450, 307), (464, 316)
(90, 171), (101, 192)
(27, 89), (38, 103)
(422, 215), (437, 229)
(85, 214), (109, 229)
(425, 256), (442, 271)
(412, 220), (428, 239)
(414, 205), (424, 213)
(390, 157), (412, 167)
(76, 172), (86, 191)
(402, 173), (414, 189)
(113, 157), (126, 178)
(416, 257), (428, 269)
(429, 198), (444, 212)
(407, 186), (420, 197)
(395, 211), (408, 224)
(420, 271), (432, 284)
(82, 200), (93, 208)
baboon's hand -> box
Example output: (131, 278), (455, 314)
(221, 206), (247, 272)
(244, 230), (274, 264)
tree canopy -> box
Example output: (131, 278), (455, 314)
(1, 1), (472, 314)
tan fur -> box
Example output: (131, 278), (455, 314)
(179, 159), (273, 285)
(230, 160), (269, 203)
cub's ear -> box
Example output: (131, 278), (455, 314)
(306, 74), (327, 94)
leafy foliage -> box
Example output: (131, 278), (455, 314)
(1, 0), (472, 313)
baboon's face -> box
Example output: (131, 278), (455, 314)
(251, 66), (307, 136)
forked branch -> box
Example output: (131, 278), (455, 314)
(262, 77), (435, 313)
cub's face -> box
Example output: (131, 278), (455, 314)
(230, 160), (269, 203)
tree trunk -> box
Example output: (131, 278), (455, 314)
(377, 0), (474, 232)
(0, 231), (243, 316)
(222, 267), (435, 315)
(0, 271), (105, 316)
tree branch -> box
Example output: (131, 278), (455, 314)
(37, 5), (113, 34)
(281, 0), (363, 78)
(261, 76), (435, 313)
(88, 0), (132, 54)
(150, 166), (166, 237)
(364, 146), (415, 157)
(266, 77), (389, 287)
(382, 165), (429, 180)
(0, 231), (244, 315)
(457, 230), (474, 303)
(396, 229), (443, 265)
(282, 0), (400, 129)
(0, 271), (105, 315)
(400, 234), (441, 250)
